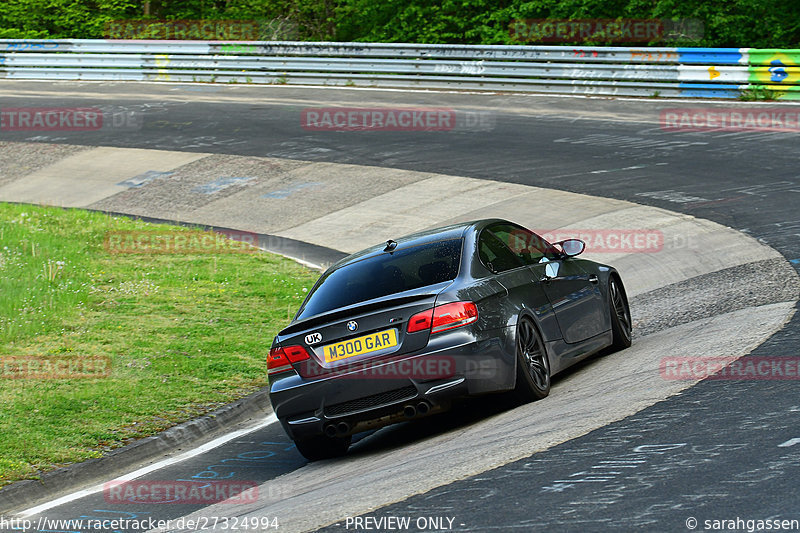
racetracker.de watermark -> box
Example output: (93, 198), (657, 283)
(661, 108), (800, 132)
(299, 355), (455, 379)
(0, 515), (280, 532)
(0, 356), (111, 379)
(536, 229), (665, 253)
(509, 18), (703, 43)
(104, 230), (259, 255)
(502, 228), (683, 254)
(104, 19), (263, 40)
(103, 480), (259, 504)
(301, 107), (494, 132)
(661, 357), (800, 380)
(1, 107), (142, 132)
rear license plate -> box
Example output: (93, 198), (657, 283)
(322, 329), (399, 363)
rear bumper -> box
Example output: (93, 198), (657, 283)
(281, 376), (470, 440)
(269, 332), (515, 440)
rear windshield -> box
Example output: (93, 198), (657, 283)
(296, 238), (462, 320)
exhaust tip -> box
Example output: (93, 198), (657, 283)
(416, 401), (430, 415)
(336, 421), (350, 436)
(324, 423), (338, 438)
(403, 405), (417, 418)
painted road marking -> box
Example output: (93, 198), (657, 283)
(194, 176), (255, 194)
(262, 181), (322, 199)
(778, 438), (800, 448)
(589, 165), (646, 174)
(118, 170), (173, 188)
(17, 413), (279, 518)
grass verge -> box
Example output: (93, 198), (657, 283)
(0, 202), (319, 487)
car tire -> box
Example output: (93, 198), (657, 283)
(608, 276), (632, 350)
(513, 317), (551, 403)
(294, 434), (351, 461)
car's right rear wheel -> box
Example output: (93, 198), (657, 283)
(608, 276), (632, 350)
(293, 434), (351, 461)
(513, 317), (551, 403)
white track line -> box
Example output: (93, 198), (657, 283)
(16, 414), (279, 518)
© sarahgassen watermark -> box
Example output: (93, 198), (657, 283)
(0, 107), (141, 132)
(104, 230), (258, 254)
(509, 18), (703, 43)
(661, 357), (800, 380)
(661, 108), (800, 132)
(0, 356), (111, 379)
(684, 516), (799, 532)
(301, 107), (494, 132)
(103, 480), (258, 504)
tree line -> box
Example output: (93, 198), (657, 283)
(1, 0), (797, 48)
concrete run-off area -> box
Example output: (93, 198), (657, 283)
(0, 140), (796, 531)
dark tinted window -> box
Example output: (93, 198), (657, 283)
(478, 230), (523, 273)
(488, 223), (558, 265)
(296, 239), (462, 319)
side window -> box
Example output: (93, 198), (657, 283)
(488, 223), (556, 265)
(478, 230), (523, 273)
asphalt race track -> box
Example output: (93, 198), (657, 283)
(1, 81), (799, 532)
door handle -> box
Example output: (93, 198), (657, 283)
(588, 274), (599, 284)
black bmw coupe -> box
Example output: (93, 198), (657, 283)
(267, 219), (631, 460)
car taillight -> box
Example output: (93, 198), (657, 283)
(432, 301), (479, 333)
(408, 302), (478, 334)
(267, 345), (310, 376)
(407, 309), (433, 333)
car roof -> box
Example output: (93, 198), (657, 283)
(325, 218), (507, 271)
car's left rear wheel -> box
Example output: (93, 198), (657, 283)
(513, 318), (551, 402)
(293, 434), (351, 461)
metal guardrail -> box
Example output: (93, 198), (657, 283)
(0, 39), (798, 99)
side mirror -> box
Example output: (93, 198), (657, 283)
(558, 239), (585, 257)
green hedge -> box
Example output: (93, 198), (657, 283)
(0, 0), (798, 47)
